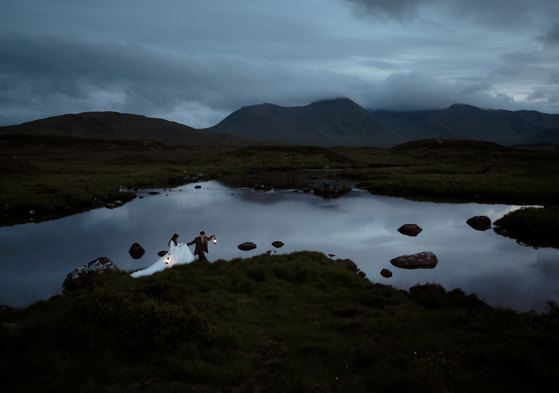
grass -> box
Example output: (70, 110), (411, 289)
(494, 206), (559, 248)
(1, 251), (558, 392)
(337, 139), (559, 205)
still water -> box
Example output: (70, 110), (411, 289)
(1, 181), (558, 311)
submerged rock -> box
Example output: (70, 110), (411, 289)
(390, 252), (438, 270)
(467, 215), (492, 231)
(397, 224), (423, 237)
(238, 242), (257, 251)
(128, 242), (145, 259)
(62, 256), (119, 293)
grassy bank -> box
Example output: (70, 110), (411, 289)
(0, 134), (234, 224)
(337, 140), (559, 205)
(2, 251), (558, 392)
(494, 206), (559, 248)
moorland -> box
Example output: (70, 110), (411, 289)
(1, 113), (559, 392)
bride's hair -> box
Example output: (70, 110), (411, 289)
(169, 233), (179, 246)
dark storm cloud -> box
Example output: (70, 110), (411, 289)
(540, 25), (559, 46)
(0, 31), (364, 126)
(368, 71), (517, 111)
(341, 0), (434, 20)
(1, 0), (558, 127)
(343, 0), (558, 28)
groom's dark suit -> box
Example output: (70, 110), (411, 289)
(187, 235), (213, 261)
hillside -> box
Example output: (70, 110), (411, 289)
(0, 111), (255, 147)
(206, 98), (397, 147)
(373, 104), (559, 146)
(2, 251), (558, 392)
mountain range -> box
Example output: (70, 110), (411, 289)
(2, 98), (559, 147)
(208, 98), (559, 147)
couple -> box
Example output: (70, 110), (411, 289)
(130, 231), (216, 278)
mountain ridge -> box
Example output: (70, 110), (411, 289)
(206, 97), (396, 146)
(372, 103), (559, 146)
(0, 111), (256, 147)
(2, 98), (559, 147)
(209, 98), (559, 146)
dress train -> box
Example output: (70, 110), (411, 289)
(130, 242), (195, 278)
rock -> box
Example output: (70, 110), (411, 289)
(253, 184), (272, 192)
(128, 242), (145, 259)
(62, 256), (120, 293)
(272, 241), (284, 248)
(238, 242), (257, 251)
(195, 185), (202, 189)
(328, 254), (336, 257)
(380, 268), (393, 278)
(397, 224), (423, 237)
(148, 191), (160, 195)
(312, 181), (350, 198)
(264, 249), (277, 256)
(493, 227), (510, 237)
(157, 250), (168, 257)
(390, 252), (438, 269)
(467, 215), (492, 231)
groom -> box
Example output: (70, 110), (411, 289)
(187, 231), (215, 262)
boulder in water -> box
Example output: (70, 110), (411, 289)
(128, 242), (145, 259)
(467, 216), (492, 231)
(397, 224), (423, 237)
(390, 252), (438, 270)
(238, 242), (257, 251)
(380, 268), (393, 278)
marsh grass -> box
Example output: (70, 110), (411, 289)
(1, 251), (558, 392)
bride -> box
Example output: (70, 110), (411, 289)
(130, 233), (195, 278)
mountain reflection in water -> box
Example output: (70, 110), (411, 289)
(1, 181), (558, 311)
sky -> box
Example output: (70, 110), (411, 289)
(1, 0), (558, 128)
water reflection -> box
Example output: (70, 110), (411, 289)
(0, 181), (557, 311)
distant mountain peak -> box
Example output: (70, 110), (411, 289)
(207, 98), (394, 147)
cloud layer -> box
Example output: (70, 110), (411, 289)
(1, 0), (558, 127)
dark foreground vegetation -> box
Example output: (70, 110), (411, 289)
(2, 134), (559, 247)
(2, 251), (558, 393)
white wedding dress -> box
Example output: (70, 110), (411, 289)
(130, 241), (195, 278)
